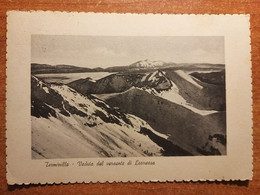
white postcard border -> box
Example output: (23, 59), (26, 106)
(6, 11), (252, 184)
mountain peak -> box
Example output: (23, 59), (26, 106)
(129, 59), (165, 68)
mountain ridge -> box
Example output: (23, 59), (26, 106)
(101, 87), (226, 155)
(31, 60), (225, 74)
(31, 59), (226, 157)
(31, 75), (192, 158)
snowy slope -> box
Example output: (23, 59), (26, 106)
(175, 70), (203, 89)
(31, 76), (175, 159)
(137, 70), (218, 116)
(129, 59), (165, 68)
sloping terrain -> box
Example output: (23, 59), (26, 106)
(31, 76), (191, 159)
(164, 69), (225, 111)
(32, 61), (226, 157)
(67, 68), (226, 155)
(129, 59), (166, 68)
(69, 69), (225, 113)
(102, 87), (226, 155)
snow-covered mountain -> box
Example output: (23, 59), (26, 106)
(129, 59), (166, 68)
(31, 61), (226, 157)
(31, 76), (191, 159)
(102, 87), (226, 155)
(138, 70), (218, 116)
(81, 69), (226, 155)
(78, 69), (220, 116)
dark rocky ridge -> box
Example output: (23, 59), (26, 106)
(68, 70), (173, 94)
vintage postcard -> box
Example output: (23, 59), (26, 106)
(6, 11), (252, 184)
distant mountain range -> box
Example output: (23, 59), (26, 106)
(31, 60), (225, 74)
(31, 63), (103, 74)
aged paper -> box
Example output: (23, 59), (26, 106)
(6, 11), (252, 184)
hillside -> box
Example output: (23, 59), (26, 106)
(68, 69), (226, 155)
(31, 75), (191, 158)
(68, 69), (225, 111)
(101, 87), (226, 155)
(31, 60), (226, 157)
(164, 69), (225, 111)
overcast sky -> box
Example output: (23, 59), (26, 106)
(31, 35), (224, 68)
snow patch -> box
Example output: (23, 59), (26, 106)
(42, 86), (49, 94)
(127, 114), (169, 139)
(142, 81), (218, 116)
(175, 70), (203, 89)
(134, 60), (165, 68)
(148, 71), (158, 82)
(141, 73), (149, 82)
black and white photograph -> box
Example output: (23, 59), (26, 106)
(31, 35), (226, 159)
(7, 11), (252, 184)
